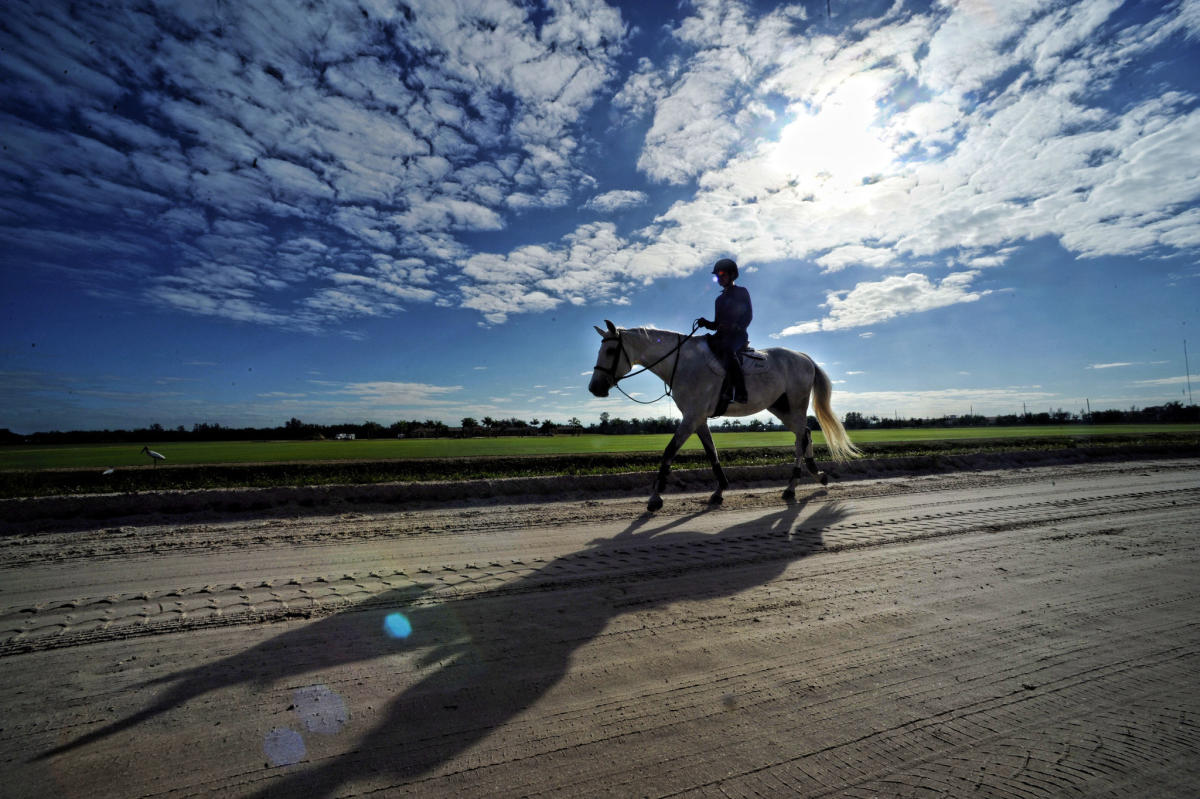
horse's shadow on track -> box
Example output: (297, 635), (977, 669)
(38, 492), (846, 797)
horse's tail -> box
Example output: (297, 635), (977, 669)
(811, 362), (861, 462)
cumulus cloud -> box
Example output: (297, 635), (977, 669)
(0, 0), (627, 330)
(611, 57), (668, 119)
(3, 0), (1199, 335)
(613, 0), (1200, 323)
(816, 245), (897, 273)
(775, 271), (992, 336)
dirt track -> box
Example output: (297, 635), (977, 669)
(3, 457), (1199, 797)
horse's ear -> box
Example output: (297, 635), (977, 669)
(604, 319), (617, 335)
(594, 325), (607, 337)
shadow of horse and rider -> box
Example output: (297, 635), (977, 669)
(38, 493), (847, 797)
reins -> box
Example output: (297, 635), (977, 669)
(597, 322), (702, 405)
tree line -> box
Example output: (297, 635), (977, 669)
(1, 402), (1196, 445)
(842, 401), (1199, 429)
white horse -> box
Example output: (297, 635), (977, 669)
(589, 320), (860, 511)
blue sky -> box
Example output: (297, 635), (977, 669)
(2, 0), (1199, 434)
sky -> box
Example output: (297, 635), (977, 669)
(2, 0), (1199, 434)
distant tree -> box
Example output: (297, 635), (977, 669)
(843, 411), (869, 429)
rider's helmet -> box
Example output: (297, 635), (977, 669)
(712, 258), (739, 281)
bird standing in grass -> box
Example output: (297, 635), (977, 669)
(141, 446), (165, 466)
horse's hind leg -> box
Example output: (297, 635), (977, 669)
(782, 419), (828, 500)
(801, 428), (829, 485)
(696, 424), (729, 505)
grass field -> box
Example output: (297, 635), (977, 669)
(3, 424), (1199, 471)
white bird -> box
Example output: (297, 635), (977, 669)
(141, 446), (166, 466)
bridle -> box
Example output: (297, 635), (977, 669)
(593, 323), (701, 405)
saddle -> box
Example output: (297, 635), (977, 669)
(703, 335), (766, 366)
(703, 336), (767, 417)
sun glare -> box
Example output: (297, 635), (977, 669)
(767, 75), (897, 190)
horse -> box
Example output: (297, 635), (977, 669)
(588, 320), (860, 512)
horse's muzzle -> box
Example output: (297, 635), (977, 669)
(588, 372), (611, 397)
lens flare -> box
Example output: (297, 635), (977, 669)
(293, 685), (349, 734)
(263, 727), (306, 767)
(384, 612), (412, 639)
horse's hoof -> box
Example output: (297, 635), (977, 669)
(708, 492), (724, 505)
(647, 495), (663, 512)
(819, 473), (829, 486)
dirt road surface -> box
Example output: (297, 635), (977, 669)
(3, 458), (1199, 798)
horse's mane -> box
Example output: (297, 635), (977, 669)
(625, 325), (684, 338)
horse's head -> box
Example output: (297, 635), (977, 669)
(588, 319), (628, 398)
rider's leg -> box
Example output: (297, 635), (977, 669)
(727, 351), (747, 403)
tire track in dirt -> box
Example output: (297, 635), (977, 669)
(4, 485), (1196, 655)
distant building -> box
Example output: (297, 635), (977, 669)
(335, 433), (356, 440)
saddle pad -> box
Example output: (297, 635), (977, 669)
(701, 344), (771, 375)
(741, 351), (771, 371)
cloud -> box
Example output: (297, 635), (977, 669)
(816, 245), (897, 273)
(775, 271), (991, 336)
(1131, 375), (1193, 387)
(583, 190), (649, 213)
(3, 0), (1200, 335)
(591, 0), (1200, 323)
(1088, 362), (1137, 369)
(334, 381), (464, 404)
(611, 57), (668, 118)
(832, 386), (1061, 418)
(0, 0), (628, 330)
(461, 221), (628, 321)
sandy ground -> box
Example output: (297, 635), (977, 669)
(2, 457), (1199, 797)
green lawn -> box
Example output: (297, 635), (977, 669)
(2, 424), (1197, 471)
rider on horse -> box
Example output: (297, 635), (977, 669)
(696, 257), (752, 404)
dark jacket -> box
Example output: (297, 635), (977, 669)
(713, 284), (752, 350)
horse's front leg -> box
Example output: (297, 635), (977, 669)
(695, 424), (729, 505)
(648, 420), (700, 512)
